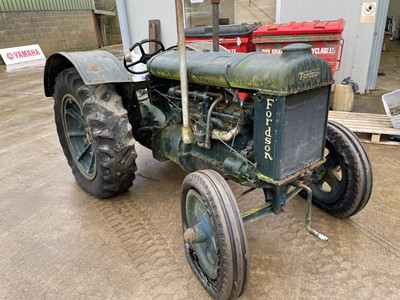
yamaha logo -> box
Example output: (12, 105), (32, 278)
(0, 44), (45, 65)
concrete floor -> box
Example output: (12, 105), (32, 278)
(0, 44), (400, 299)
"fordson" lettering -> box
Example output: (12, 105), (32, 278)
(264, 99), (274, 161)
(298, 69), (320, 81)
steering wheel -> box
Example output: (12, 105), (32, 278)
(124, 39), (165, 74)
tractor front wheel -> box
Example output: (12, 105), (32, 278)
(308, 120), (373, 217)
(181, 170), (248, 300)
(53, 68), (137, 198)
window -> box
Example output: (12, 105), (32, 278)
(183, 0), (276, 28)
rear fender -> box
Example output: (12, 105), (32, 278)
(44, 50), (132, 97)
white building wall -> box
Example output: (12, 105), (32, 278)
(277, 0), (380, 93)
(124, 0), (178, 52)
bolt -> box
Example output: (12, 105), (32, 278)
(184, 227), (197, 244)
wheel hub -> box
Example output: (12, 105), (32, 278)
(84, 128), (92, 145)
(185, 189), (218, 280)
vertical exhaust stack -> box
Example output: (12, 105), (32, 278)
(211, 0), (220, 52)
(175, 0), (194, 144)
(174, 0), (221, 144)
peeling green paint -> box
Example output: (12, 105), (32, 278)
(148, 45), (333, 97)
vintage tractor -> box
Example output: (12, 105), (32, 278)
(43, 39), (372, 299)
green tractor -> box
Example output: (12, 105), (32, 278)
(44, 39), (372, 299)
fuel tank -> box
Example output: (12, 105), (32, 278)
(147, 44), (333, 96)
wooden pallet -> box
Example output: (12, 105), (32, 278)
(328, 111), (400, 146)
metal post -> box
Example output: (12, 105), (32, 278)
(175, 0), (193, 144)
(211, 0), (220, 52)
(115, 0), (132, 52)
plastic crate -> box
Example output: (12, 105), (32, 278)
(252, 19), (345, 76)
(382, 89), (400, 129)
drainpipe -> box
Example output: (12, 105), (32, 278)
(116, 0), (132, 52)
(175, 0), (193, 144)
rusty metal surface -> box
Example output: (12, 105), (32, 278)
(48, 50), (132, 86)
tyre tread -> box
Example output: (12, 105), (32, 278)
(53, 68), (137, 198)
(311, 120), (373, 217)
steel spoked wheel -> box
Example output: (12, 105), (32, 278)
(181, 170), (248, 300)
(62, 94), (96, 180)
(309, 121), (373, 217)
(53, 68), (137, 198)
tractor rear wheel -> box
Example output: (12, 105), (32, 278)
(308, 120), (373, 217)
(181, 170), (248, 300)
(53, 68), (137, 198)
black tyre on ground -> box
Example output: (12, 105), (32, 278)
(308, 120), (373, 217)
(181, 170), (248, 300)
(53, 68), (137, 198)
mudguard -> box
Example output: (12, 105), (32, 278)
(44, 50), (132, 97)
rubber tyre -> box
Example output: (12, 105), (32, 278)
(181, 170), (248, 300)
(53, 68), (137, 198)
(309, 120), (373, 217)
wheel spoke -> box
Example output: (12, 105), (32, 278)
(316, 169), (339, 193)
(77, 144), (91, 162)
(86, 150), (95, 174)
(66, 107), (83, 124)
(325, 168), (341, 185)
(67, 130), (86, 137)
(324, 153), (338, 169)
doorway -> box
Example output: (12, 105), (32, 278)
(372, 0), (400, 93)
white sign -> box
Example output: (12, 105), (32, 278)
(0, 44), (45, 65)
(360, 2), (376, 23)
(190, 0), (204, 3)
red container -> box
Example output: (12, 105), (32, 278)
(186, 36), (253, 53)
(185, 23), (261, 53)
(252, 19), (345, 76)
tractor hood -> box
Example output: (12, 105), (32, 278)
(147, 44), (333, 96)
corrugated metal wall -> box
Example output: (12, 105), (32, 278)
(0, 0), (95, 12)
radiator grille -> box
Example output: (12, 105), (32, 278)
(280, 87), (330, 178)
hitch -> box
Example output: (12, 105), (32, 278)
(295, 182), (329, 242)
